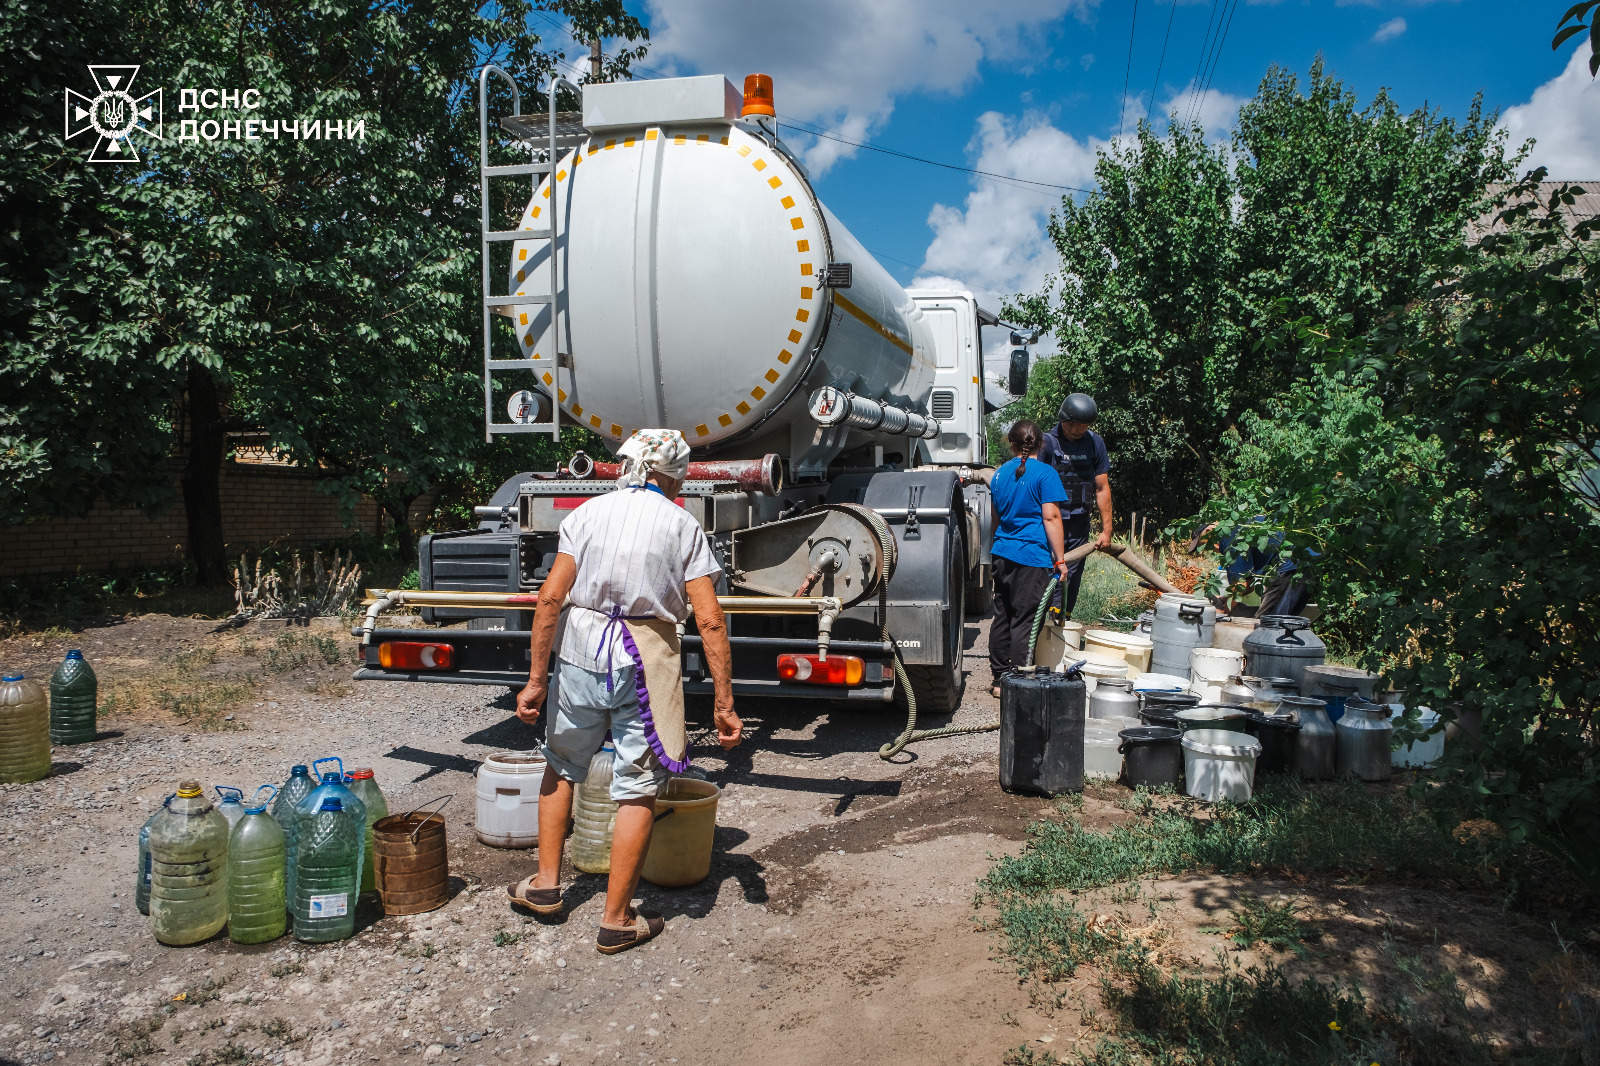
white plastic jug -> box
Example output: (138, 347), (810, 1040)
(475, 751), (546, 848)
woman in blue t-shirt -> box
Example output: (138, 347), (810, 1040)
(987, 420), (1070, 695)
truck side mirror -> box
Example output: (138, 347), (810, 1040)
(1008, 349), (1029, 396)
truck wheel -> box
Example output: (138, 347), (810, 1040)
(905, 523), (967, 715)
(965, 562), (994, 618)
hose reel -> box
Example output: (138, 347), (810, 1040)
(728, 503), (896, 608)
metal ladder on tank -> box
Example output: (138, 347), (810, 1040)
(477, 65), (584, 442)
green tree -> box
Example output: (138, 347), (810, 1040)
(1007, 60), (1516, 527)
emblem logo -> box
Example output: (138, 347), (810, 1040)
(65, 65), (163, 163)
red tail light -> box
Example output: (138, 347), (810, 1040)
(776, 654), (864, 686)
(379, 642), (455, 670)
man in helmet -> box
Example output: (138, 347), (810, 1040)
(1037, 392), (1113, 616)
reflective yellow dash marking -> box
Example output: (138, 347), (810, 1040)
(801, 286), (813, 300)
(610, 423), (622, 436)
(519, 313), (528, 325)
(795, 308), (810, 322)
(765, 368), (780, 383)
(573, 155), (581, 165)
(738, 145), (751, 157)
(834, 293), (914, 356)
(800, 263), (812, 275)
(543, 372), (554, 385)
(542, 187), (551, 198)
(696, 134), (709, 143)
(751, 386), (766, 400)
(646, 129), (659, 141)
(624, 136), (636, 147)
(590, 415), (601, 428)
(720, 136), (729, 145)
(718, 413), (732, 427)
(558, 389), (567, 402)
(518, 249), (527, 261)
(695, 423), (709, 437)
(973, 376), (980, 384)
(572, 403), (583, 416)
(753, 159), (767, 171)
(523, 334), (534, 346)
(516, 269), (525, 282)
(768, 176), (782, 189)
(790, 218), (804, 230)
(531, 206), (541, 218)
(788, 328), (803, 342)
(796, 239), (810, 252)
(736, 401), (751, 415)
(782, 196), (795, 209)
(605, 139), (616, 149)
(556, 169), (566, 180)
(779, 349), (794, 363)
(674, 134), (685, 145)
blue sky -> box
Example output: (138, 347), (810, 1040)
(539, 1), (1598, 361)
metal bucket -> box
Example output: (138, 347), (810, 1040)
(373, 797), (451, 916)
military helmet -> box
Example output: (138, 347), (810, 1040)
(1057, 392), (1098, 424)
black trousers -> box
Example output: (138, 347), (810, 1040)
(990, 555), (1056, 682)
(1060, 511), (1092, 617)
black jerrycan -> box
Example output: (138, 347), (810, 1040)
(999, 665), (1086, 795)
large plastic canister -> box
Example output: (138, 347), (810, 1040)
(48, 650), (97, 746)
(296, 759), (367, 891)
(215, 786), (246, 832)
(509, 80), (945, 461)
(135, 794), (174, 916)
(571, 743), (619, 874)
(1211, 617), (1258, 653)
(475, 751), (546, 848)
(0, 673), (50, 784)
(641, 777), (721, 888)
(999, 668), (1086, 795)
(228, 786), (286, 944)
(344, 768), (388, 893)
(293, 797), (360, 942)
(1243, 616), (1326, 693)
(148, 781), (230, 945)
(1150, 596), (1217, 678)
(273, 764), (316, 905)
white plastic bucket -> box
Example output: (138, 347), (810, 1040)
(1083, 630), (1154, 674)
(475, 751), (546, 848)
(1180, 728), (1261, 803)
(1033, 620), (1087, 671)
(1079, 659), (1130, 696)
(1190, 648), (1245, 702)
(1388, 706), (1442, 768)
(1132, 671), (1192, 694)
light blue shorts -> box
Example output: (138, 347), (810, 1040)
(541, 659), (669, 802)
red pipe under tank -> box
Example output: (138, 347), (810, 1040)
(575, 453), (783, 494)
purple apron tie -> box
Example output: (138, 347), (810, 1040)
(594, 606), (691, 774)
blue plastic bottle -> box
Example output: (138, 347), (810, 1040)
(295, 758), (366, 891)
(292, 797), (360, 943)
(273, 765), (315, 904)
(136, 794), (175, 916)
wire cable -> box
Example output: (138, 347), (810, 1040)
(1184, 0), (1224, 127)
(1146, 0), (1179, 127)
(777, 121), (1092, 194)
(1116, 0), (1141, 142)
(1194, 0), (1242, 125)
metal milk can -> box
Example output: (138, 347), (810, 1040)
(1335, 699), (1394, 782)
(1089, 677), (1140, 721)
(1278, 695), (1336, 780)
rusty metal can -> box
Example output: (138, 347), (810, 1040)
(372, 798), (451, 916)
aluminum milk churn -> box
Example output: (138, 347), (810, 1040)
(1089, 677), (1140, 720)
(1278, 695), (1336, 780)
(1336, 699), (1394, 782)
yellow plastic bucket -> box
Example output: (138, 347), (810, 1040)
(640, 777), (720, 888)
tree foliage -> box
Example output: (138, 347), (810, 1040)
(1007, 60), (1516, 527)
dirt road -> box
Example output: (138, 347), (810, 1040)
(0, 613), (1067, 1066)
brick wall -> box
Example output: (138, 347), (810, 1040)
(0, 462), (437, 579)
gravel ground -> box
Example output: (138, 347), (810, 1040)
(0, 612), (1064, 1066)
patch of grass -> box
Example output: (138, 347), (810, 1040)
(258, 1017), (293, 1041)
(212, 1042), (252, 1064)
(112, 1014), (167, 1059)
(493, 927), (535, 948)
(268, 961), (302, 978)
(1003, 1045), (1064, 1065)
(1066, 551), (1149, 626)
(155, 678), (253, 729)
(176, 976), (226, 1005)
(1228, 896), (1320, 957)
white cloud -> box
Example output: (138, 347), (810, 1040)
(1372, 17), (1407, 43)
(642, 0), (1096, 174)
(1502, 46), (1600, 178)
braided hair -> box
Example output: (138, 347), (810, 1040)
(1007, 419), (1041, 479)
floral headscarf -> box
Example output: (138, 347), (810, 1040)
(614, 428), (691, 488)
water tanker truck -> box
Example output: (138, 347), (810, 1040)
(354, 71), (1025, 713)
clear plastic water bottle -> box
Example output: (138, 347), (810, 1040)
(0, 673), (51, 784)
(570, 743), (617, 874)
(148, 780), (230, 945)
(343, 768), (388, 894)
(296, 758), (366, 891)
(215, 786), (246, 832)
(273, 764), (315, 904)
(228, 786), (286, 944)
(48, 650), (97, 746)
(293, 796), (359, 943)
(136, 794), (174, 916)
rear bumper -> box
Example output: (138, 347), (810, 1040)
(353, 627), (896, 701)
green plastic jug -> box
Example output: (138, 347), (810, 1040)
(570, 743), (617, 874)
(136, 794), (174, 916)
(293, 796), (360, 943)
(48, 650), (97, 746)
(344, 768), (388, 894)
(228, 786), (286, 944)
(0, 673), (50, 784)
(295, 759), (366, 891)
(148, 780), (230, 945)
(273, 764), (315, 905)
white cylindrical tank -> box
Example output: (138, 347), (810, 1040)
(508, 103), (937, 457)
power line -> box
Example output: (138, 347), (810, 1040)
(1146, 0), (1179, 127)
(777, 121), (1092, 195)
(1185, 0), (1224, 127)
(1194, 0), (1241, 126)
(1116, 0), (1141, 142)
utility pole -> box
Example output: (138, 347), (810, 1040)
(589, 38), (602, 81)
